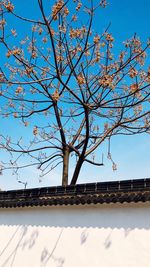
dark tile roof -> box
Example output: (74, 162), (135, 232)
(0, 178), (150, 208)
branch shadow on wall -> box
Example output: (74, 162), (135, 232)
(0, 226), (65, 267)
(0, 226), (39, 267)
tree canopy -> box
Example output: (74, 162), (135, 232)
(0, 0), (150, 186)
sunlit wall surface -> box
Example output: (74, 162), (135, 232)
(0, 203), (150, 266)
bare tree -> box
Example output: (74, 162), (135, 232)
(0, 0), (150, 186)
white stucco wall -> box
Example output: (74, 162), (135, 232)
(0, 202), (150, 267)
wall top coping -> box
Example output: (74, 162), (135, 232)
(0, 178), (150, 208)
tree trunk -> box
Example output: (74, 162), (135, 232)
(70, 157), (84, 185)
(62, 147), (69, 186)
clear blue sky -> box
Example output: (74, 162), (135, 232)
(0, 0), (150, 190)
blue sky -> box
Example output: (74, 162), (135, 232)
(95, 0), (150, 41)
(0, 0), (150, 190)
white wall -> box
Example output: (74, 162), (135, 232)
(0, 202), (150, 267)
